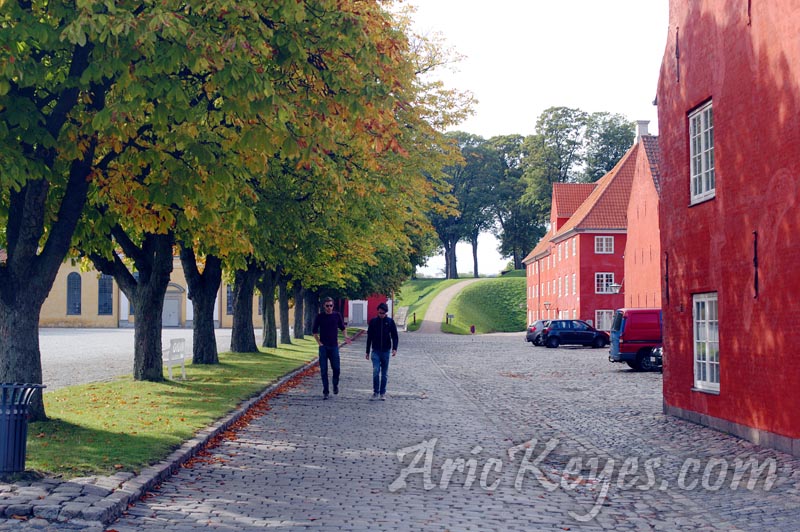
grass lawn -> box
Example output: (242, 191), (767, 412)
(27, 338), (319, 478)
(442, 277), (526, 334)
(396, 278), (463, 331)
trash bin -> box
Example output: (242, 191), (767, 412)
(0, 383), (45, 474)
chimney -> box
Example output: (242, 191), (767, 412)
(636, 120), (650, 141)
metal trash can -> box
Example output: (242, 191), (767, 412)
(0, 383), (45, 474)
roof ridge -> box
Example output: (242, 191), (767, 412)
(552, 143), (639, 237)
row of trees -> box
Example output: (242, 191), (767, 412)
(430, 108), (635, 277)
(0, 1), (473, 420)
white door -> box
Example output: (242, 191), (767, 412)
(163, 298), (180, 327)
(351, 302), (366, 325)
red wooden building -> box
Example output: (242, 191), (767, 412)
(658, 0), (800, 454)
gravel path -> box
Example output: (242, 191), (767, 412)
(40, 328), (244, 390)
(416, 279), (483, 334)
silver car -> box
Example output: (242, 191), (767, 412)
(525, 320), (550, 346)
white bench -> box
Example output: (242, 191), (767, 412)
(162, 338), (187, 380)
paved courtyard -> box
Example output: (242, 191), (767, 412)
(60, 331), (797, 531)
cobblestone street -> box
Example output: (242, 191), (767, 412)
(101, 332), (797, 531)
(7, 331), (800, 531)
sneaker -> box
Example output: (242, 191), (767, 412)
(333, 386), (339, 395)
(380, 394), (386, 401)
(370, 393), (378, 400)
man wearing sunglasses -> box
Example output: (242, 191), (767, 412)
(365, 302), (398, 401)
(312, 297), (351, 400)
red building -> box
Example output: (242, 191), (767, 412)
(658, 1), (800, 454)
(523, 141), (642, 330)
(624, 123), (662, 309)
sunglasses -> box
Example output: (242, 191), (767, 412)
(324, 304), (333, 308)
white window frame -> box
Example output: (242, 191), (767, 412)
(595, 272), (615, 294)
(558, 278), (562, 297)
(594, 236), (614, 254)
(572, 273), (576, 295)
(693, 292), (720, 392)
(689, 101), (715, 204)
(572, 237), (576, 257)
(595, 310), (614, 331)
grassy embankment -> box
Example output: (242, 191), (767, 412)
(441, 276), (526, 334)
(395, 278), (463, 331)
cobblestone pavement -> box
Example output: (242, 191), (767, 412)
(7, 332), (800, 531)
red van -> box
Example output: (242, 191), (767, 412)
(608, 308), (663, 370)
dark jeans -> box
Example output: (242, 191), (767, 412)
(319, 345), (340, 395)
(371, 350), (391, 395)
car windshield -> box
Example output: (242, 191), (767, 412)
(610, 311), (624, 332)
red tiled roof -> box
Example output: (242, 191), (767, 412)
(641, 135), (661, 194)
(523, 140), (644, 263)
(522, 234), (552, 264)
(552, 143), (639, 238)
(553, 183), (597, 218)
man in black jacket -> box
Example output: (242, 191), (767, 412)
(312, 297), (351, 400)
(365, 302), (398, 401)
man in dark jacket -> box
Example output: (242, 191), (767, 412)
(312, 297), (350, 400)
(365, 302), (398, 400)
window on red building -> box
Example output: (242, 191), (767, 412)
(595, 273), (615, 294)
(595, 310), (614, 331)
(594, 236), (614, 254)
(693, 292), (720, 392)
(689, 101), (715, 204)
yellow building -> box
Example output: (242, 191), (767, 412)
(39, 257), (272, 329)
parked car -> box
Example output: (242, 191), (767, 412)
(525, 320), (550, 345)
(541, 319), (609, 348)
(607, 308), (663, 371)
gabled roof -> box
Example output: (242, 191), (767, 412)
(553, 183), (596, 218)
(523, 139), (646, 264)
(641, 135), (661, 194)
(552, 143), (638, 239)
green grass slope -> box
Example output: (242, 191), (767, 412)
(442, 277), (526, 334)
(396, 278), (462, 331)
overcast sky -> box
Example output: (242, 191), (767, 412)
(409, 0), (669, 276)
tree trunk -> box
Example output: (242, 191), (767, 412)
(278, 275), (291, 344)
(471, 232), (480, 278)
(304, 289), (318, 335)
(0, 301), (46, 421)
(130, 286), (168, 381)
(293, 281), (304, 339)
(256, 269), (278, 348)
(179, 247), (221, 364)
(1, 155), (95, 421)
(91, 231), (174, 382)
(230, 264), (258, 353)
(444, 242), (459, 279)
(0, 63), (97, 421)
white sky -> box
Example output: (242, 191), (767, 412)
(410, 0), (669, 276)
